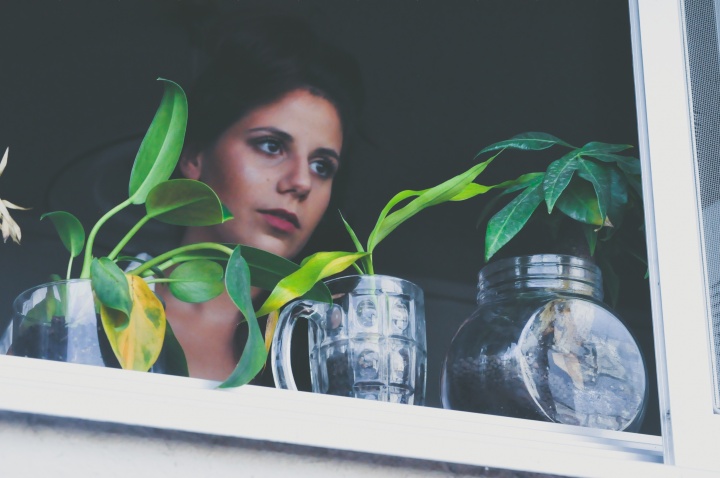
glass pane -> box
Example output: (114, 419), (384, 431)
(0, 1), (659, 435)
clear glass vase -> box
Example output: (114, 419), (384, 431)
(5, 279), (179, 374)
(440, 254), (647, 431)
(7, 280), (107, 365)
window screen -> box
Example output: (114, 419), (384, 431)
(684, 0), (720, 411)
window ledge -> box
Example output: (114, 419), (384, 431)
(0, 355), (666, 477)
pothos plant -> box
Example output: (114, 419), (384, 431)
(476, 132), (645, 305)
(34, 78), (361, 388)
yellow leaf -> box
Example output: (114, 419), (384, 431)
(100, 275), (166, 371)
(256, 251), (367, 317)
(264, 310), (279, 354)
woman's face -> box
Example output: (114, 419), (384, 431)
(180, 88), (343, 259)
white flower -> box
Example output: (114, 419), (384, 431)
(0, 147), (29, 244)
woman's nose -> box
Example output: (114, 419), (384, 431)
(277, 157), (312, 199)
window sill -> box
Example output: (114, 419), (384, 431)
(0, 355), (668, 477)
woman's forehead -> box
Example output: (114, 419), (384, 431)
(234, 89), (343, 148)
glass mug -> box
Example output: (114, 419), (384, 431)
(272, 275), (427, 405)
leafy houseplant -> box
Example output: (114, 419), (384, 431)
(477, 132), (645, 305)
(259, 136), (549, 333)
(267, 151), (510, 402)
(256, 142), (518, 325)
(10, 78), (352, 388)
(338, 150), (506, 275)
(440, 133), (649, 430)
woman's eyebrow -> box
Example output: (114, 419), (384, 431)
(313, 147), (340, 161)
(247, 126), (293, 142)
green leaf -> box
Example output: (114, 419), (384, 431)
(339, 210), (367, 273)
(606, 167), (629, 229)
(485, 177), (544, 261)
(91, 257), (132, 316)
(367, 154), (497, 253)
(99, 274), (166, 371)
(264, 310), (279, 355)
(447, 183), (495, 201)
(579, 141), (633, 155)
(161, 320), (189, 377)
(581, 223), (598, 256)
(616, 157), (642, 175)
(495, 172), (547, 194)
(220, 246), (266, 388)
(41, 211), (85, 257)
(128, 79), (188, 205)
(577, 159), (611, 224)
(256, 251), (368, 317)
(146, 179), (232, 226)
(168, 259), (225, 303)
(155, 244), (332, 304)
(475, 173), (546, 229)
(555, 180), (604, 226)
(221, 204), (234, 222)
(240, 245), (332, 303)
(116, 255), (166, 278)
(21, 292), (57, 328)
(580, 149), (641, 176)
(366, 189), (423, 252)
(338, 210), (365, 253)
(624, 173), (644, 199)
(478, 132), (573, 156)
(543, 151), (579, 213)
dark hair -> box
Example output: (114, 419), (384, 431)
(182, 15), (365, 259)
(185, 15), (364, 158)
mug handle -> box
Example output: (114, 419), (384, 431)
(271, 301), (318, 390)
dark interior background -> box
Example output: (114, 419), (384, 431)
(0, 1), (657, 434)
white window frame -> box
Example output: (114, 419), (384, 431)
(637, 0), (720, 471)
(0, 356), (665, 477)
(1, 0), (716, 475)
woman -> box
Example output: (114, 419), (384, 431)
(156, 16), (364, 381)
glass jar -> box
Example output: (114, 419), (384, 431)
(4, 279), (182, 375)
(441, 254), (647, 431)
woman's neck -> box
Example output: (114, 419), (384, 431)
(181, 225), (224, 248)
(159, 287), (242, 381)
(158, 227), (249, 381)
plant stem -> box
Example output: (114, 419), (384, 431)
(80, 197), (134, 278)
(137, 254), (220, 278)
(365, 254), (374, 275)
(107, 214), (153, 261)
(144, 278), (178, 284)
(65, 256), (73, 281)
(130, 242), (235, 277)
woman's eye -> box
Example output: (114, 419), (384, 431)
(310, 159), (338, 179)
(255, 138), (283, 155)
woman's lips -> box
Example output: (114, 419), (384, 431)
(259, 209), (300, 233)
